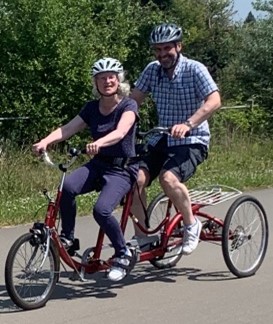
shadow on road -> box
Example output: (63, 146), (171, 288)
(188, 271), (236, 281)
(51, 264), (201, 301)
(0, 263), (236, 313)
(0, 288), (21, 313)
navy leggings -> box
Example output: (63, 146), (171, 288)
(59, 159), (135, 257)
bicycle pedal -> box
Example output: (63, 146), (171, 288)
(73, 238), (80, 250)
(128, 246), (140, 262)
(66, 239), (80, 256)
(166, 244), (179, 252)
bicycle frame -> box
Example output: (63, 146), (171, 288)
(41, 169), (185, 274)
(36, 128), (243, 278)
(40, 155), (231, 277)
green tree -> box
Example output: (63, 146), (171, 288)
(0, 0), (164, 144)
(244, 11), (256, 23)
(220, 17), (273, 114)
(164, 0), (235, 80)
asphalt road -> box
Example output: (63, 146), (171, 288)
(0, 188), (273, 324)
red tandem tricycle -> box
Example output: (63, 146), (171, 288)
(4, 127), (269, 310)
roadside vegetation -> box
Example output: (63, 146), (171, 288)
(1, 127), (273, 227)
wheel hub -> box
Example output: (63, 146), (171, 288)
(231, 225), (249, 250)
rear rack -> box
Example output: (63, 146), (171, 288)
(189, 185), (242, 206)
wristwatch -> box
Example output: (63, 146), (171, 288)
(184, 119), (193, 130)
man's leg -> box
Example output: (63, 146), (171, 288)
(159, 171), (195, 225)
(158, 144), (207, 254)
(130, 168), (150, 237)
(131, 136), (169, 237)
(159, 170), (201, 255)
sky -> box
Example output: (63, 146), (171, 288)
(233, 0), (263, 20)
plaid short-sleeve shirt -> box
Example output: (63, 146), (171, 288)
(134, 55), (219, 147)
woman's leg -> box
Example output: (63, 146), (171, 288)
(60, 161), (98, 239)
(93, 170), (133, 257)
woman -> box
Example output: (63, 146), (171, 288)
(33, 57), (139, 281)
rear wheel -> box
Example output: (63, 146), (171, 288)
(147, 193), (183, 269)
(5, 233), (60, 310)
(222, 195), (268, 277)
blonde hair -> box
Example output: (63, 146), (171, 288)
(92, 71), (130, 97)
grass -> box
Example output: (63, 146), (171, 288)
(1, 133), (273, 227)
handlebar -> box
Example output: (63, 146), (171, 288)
(137, 126), (171, 139)
(41, 126), (189, 169)
(137, 126), (190, 139)
(41, 150), (82, 169)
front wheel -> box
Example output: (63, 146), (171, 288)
(5, 233), (60, 310)
(147, 193), (183, 269)
(222, 195), (268, 278)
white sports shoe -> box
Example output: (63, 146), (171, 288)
(182, 218), (202, 255)
(107, 248), (133, 282)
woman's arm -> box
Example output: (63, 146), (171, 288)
(86, 111), (136, 155)
(33, 115), (87, 153)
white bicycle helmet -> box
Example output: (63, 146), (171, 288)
(92, 57), (123, 77)
(149, 23), (182, 45)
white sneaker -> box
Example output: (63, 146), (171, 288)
(107, 248), (133, 282)
(182, 218), (202, 255)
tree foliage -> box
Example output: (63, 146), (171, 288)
(0, 0), (272, 144)
(220, 15), (273, 115)
(0, 0), (164, 142)
(167, 0), (234, 79)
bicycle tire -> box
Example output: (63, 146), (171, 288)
(5, 233), (60, 310)
(147, 192), (183, 269)
(222, 195), (268, 278)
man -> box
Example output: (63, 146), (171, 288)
(130, 23), (221, 255)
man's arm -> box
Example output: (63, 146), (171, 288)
(171, 91), (221, 138)
(130, 88), (147, 108)
(186, 90), (221, 128)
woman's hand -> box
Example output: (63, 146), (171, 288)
(32, 141), (47, 156)
(86, 141), (101, 155)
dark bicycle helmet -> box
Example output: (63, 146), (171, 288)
(92, 57), (123, 77)
(149, 23), (182, 45)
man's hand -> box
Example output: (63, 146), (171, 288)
(171, 123), (191, 139)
